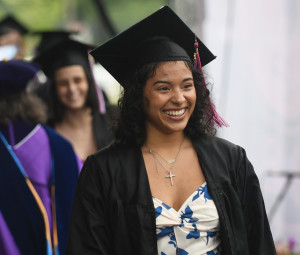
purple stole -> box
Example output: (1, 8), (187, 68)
(0, 125), (79, 255)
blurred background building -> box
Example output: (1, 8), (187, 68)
(1, 0), (299, 252)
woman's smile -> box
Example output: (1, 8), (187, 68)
(143, 61), (196, 135)
(55, 65), (89, 110)
(163, 108), (187, 119)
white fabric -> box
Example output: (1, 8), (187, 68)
(153, 182), (221, 255)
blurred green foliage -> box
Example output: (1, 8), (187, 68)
(105, 0), (168, 31)
(0, 0), (64, 56)
(0, 0), (168, 56)
(0, 0), (64, 29)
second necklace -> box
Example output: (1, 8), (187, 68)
(145, 138), (185, 186)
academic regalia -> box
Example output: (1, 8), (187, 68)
(0, 15), (28, 36)
(0, 60), (80, 255)
(66, 135), (276, 255)
(93, 111), (114, 150)
(32, 30), (77, 56)
(30, 30), (77, 109)
(66, 6), (275, 255)
(0, 15), (29, 61)
(0, 124), (80, 255)
(33, 38), (114, 152)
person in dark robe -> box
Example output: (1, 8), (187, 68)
(31, 30), (112, 115)
(0, 15), (28, 60)
(33, 38), (113, 164)
(66, 6), (276, 255)
(30, 30), (79, 119)
(0, 60), (81, 255)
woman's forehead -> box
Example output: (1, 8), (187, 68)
(150, 61), (192, 79)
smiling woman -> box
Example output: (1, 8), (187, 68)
(34, 39), (113, 164)
(143, 61), (196, 135)
(54, 65), (89, 111)
(66, 6), (276, 255)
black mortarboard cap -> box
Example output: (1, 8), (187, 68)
(90, 6), (216, 87)
(32, 30), (78, 56)
(33, 39), (93, 78)
(0, 15), (29, 36)
(0, 60), (40, 96)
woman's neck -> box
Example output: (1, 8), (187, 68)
(145, 129), (186, 155)
(54, 107), (98, 161)
(58, 107), (93, 129)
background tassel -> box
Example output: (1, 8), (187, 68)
(194, 34), (229, 127)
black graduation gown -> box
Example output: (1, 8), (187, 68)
(92, 111), (113, 150)
(66, 135), (276, 255)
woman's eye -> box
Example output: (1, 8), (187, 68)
(57, 81), (68, 87)
(74, 78), (82, 83)
(183, 84), (193, 89)
(158, 86), (169, 91)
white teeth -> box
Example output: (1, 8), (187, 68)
(165, 109), (185, 116)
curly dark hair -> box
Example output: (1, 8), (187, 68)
(114, 61), (216, 145)
(47, 65), (99, 126)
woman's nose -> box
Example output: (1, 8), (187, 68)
(67, 82), (76, 92)
(171, 89), (186, 105)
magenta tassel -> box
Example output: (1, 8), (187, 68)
(194, 34), (229, 127)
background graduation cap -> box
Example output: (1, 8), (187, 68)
(0, 15), (29, 36)
(33, 38), (108, 114)
(32, 30), (78, 56)
(33, 38), (94, 78)
(0, 60), (40, 96)
(90, 6), (216, 88)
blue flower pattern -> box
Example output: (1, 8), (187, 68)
(153, 182), (221, 255)
(157, 227), (174, 238)
(192, 184), (212, 202)
(168, 234), (177, 248)
(186, 223), (200, 239)
(178, 248), (189, 255)
(162, 202), (172, 210)
(180, 205), (198, 223)
(206, 231), (217, 245)
(156, 206), (163, 218)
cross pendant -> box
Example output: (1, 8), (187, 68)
(165, 171), (176, 186)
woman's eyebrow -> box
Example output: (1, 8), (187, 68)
(152, 80), (170, 86)
(182, 77), (193, 82)
(153, 77), (193, 86)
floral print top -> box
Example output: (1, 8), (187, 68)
(153, 182), (221, 255)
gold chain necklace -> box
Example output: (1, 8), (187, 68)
(145, 138), (185, 186)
